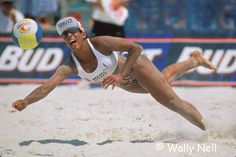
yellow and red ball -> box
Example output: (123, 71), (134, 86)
(12, 19), (42, 50)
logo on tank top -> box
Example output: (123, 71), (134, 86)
(92, 71), (108, 81)
(103, 63), (107, 68)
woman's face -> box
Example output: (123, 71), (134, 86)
(61, 27), (86, 50)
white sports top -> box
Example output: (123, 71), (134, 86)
(71, 39), (118, 83)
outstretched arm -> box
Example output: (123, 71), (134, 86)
(12, 65), (74, 111)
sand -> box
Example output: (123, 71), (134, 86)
(0, 83), (235, 157)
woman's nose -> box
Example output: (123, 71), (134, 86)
(67, 32), (73, 38)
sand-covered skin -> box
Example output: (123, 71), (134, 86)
(0, 84), (235, 157)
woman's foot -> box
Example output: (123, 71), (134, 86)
(191, 51), (216, 70)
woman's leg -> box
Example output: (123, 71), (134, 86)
(117, 56), (148, 93)
(133, 55), (206, 130)
(118, 51), (215, 93)
(162, 51), (216, 83)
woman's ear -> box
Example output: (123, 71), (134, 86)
(81, 32), (87, 38)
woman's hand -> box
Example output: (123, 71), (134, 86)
(12, 99), (28, 111)
(103, 74), (127, 89)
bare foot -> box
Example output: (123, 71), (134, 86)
(191, 51), (216, 70)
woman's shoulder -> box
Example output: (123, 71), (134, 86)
(88, 36), (116, 54)
(89, 36), (121, 47)
(89, 36), (113, 43)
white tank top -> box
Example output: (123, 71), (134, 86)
(71, 39), (118, 83)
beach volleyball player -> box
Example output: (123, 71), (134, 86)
(12, 17), (216, 130)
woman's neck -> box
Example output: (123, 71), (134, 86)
(72, 39), (95, 63)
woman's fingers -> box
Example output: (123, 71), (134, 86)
(103, 74), (127, 89)
(103, 77), (114, 88)
(103, 75), (119, 89)
(112, 82), (118, 89)
(104, 80), (116, 89)
(104, 80), (118, 90)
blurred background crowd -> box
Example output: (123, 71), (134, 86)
(1, 0), (236, 37)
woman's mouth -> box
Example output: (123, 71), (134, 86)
(69, 39), (78, 48)
(69, 39), (76, 45)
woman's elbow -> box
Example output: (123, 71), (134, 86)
(135, 44), (143, 56)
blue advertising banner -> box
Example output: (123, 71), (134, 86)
(0, 36), (236, 86)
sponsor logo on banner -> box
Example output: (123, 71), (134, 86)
(178, 47), (236, 75)
(0, 45), (235, 75)
(0, 37), (236, 85)
(0, 45), (63, 72)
